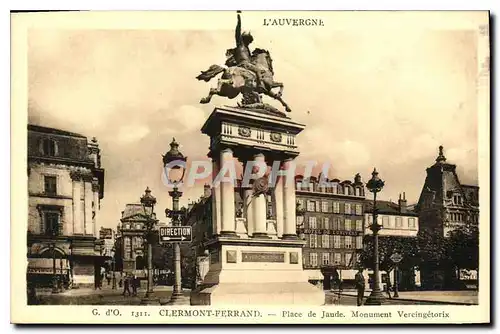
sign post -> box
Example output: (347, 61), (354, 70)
(159, 226), (192, 243)
(390, 252), (403, 298)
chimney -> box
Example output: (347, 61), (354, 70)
(398, 192), (408, 213)
(203, 183), (211, 198)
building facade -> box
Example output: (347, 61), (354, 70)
(115, 203), (155, 274)
(99, 227), (116, 258)
(295, 173), (366, 288)
(27, 124), (105, 288)
(416, 146), (479, 289)
(364, 193), (420, 290)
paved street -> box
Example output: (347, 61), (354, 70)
(33, 283), (478, 306)
(34, 285), (191, 305)
(326, 290), (478, 306)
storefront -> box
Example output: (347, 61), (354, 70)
(27, 257), (70, 288)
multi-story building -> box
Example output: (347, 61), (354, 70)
(295, 173), (366, 288)
(115, 203), (155, 274)
(183, 184), (212, 287)
(27, 124), (105, 288)
(364, 193), (420, 290)
(416, 145), (479, 289)
(99, 227), (116, 258)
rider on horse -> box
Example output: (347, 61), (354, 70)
(232, 12), (263, 88)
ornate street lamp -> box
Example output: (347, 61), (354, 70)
(111, 246), (117, 290)
(364, 168), (386, 306)
(50, 243), (59, 294)
(140, 186), (158, 305)
(163, 138), (189, 305)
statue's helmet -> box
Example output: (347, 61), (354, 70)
(242, 31), (254, 44)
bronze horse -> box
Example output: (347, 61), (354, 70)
(196, 48), (291, 112)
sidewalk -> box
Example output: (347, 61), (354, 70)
(327, 290), (478, 305)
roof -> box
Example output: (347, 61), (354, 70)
(121, 203), (148, 221)
(365, 200), (418, 216)
(28, 124), (87, 139)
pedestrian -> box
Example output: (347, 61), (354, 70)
(106, 272), (111, 286)
(118, 278), (123, 288)
(385, 274), (392, 299)
(354, 268), (365, 306)
(122, 275), (131, 296)
(132, 275), (138, 296)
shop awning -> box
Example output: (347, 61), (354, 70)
(27, 258), (69, 275)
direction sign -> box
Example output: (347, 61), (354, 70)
(159, 226), (192, 243)
(390, 253), (403, 263)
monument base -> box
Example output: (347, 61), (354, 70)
(190, 237), (325, 306)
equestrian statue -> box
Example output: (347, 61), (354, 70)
(196, 11), (292, 114)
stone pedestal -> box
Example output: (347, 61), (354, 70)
(194, 106), (322, 305)
(191, 237), (324, 305)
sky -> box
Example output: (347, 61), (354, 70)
(27, 13), (480, 229)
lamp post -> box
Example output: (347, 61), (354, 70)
(364, 168), (386, 306)
(140, 187), (159, 305)
(50, 243), (59, 294)
(111, 247), (117, 289)
(163, 138), (189, 305)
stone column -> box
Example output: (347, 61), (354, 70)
(71, 173), (83, 234)
(282, 158), (298, 239)
(84, 180), (93, 235)
(212, 159), (222, 235)
(251, 153), (269, 238)
(274, 162), (285, 238)
(220, 148), (236, 237)
(92, 180), (100, 238)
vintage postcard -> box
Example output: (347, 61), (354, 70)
(11, 10), (490, 324)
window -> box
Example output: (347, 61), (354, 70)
(296, 216), (304, 227)
(344, 203), (351, 214)
(382, 216), (389, 228)
(453, 195), (462, 205)
(42, 138), (57, 156)
(322, 234), (330, 248)
(309, 253), (318, 267)
(345, 253), (353, 267)
(345, 236), (353, 249)
(333, 235), (341, 248)
(309, 234), (318, 248)
(43, 212), (60, 236)
(307, 200), (315, 212)
(344, 219), (352, 231)
(135, 223), (141, 230)
(308, 216), (317, 229)
(323, 217), (330, 229)
(355, 204), (363, 215)
(308, 182), (314, 192)
(315, 201), (321, 212)
(333, 202), (340, 213)
(344, 186), (350, 196)
(339, 236), (345, 248)
(334, 253), (341, 264)
(296, 181), (303, 190)
(322, 253), (330, 265)
(355, 220), (363, 231)
(395, 217), (402, 228)
(297, 199), (305, 210)
(355, 187), (361, 196)
(356, 236), (363, 249)
(44, 176), (57, 196)
(337, 218), (344, 231)
(408, 218), (416, 228)
(332, 184), (338, 194)
(322, 201), (329, 213)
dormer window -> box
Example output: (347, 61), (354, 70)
(453, 194), (462, 205)
(41, 138), (58, 156)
